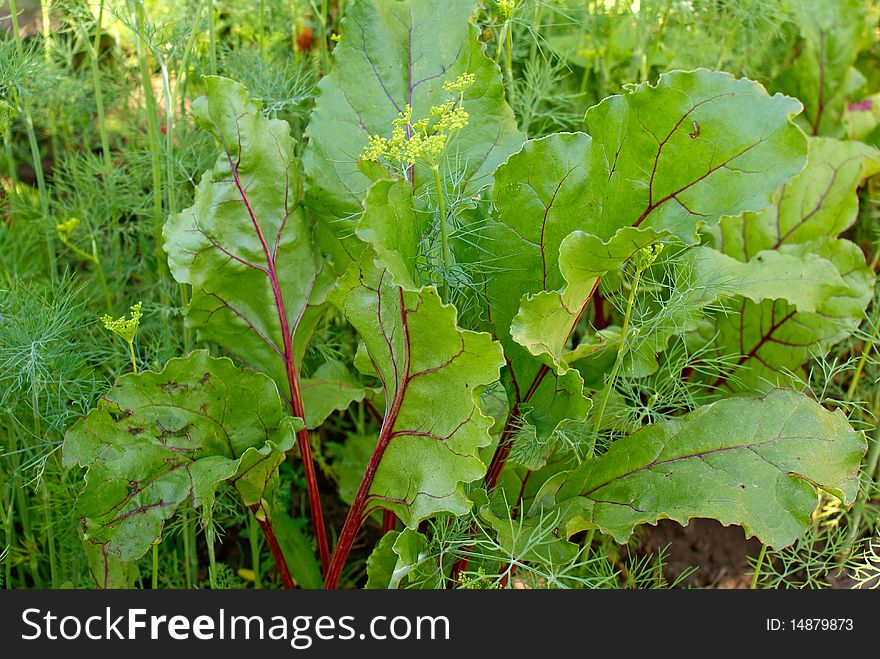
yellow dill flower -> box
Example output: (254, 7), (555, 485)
(358, 78), (472, 170)
(56, 217), (80, 240)
(361, 134), (388, 161)
(442, 73), (476, 94)
(497, 0), (516, 21)
(636, 243), (664, 271)
(101, 302), (143, 344)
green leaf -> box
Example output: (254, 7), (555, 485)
(62, 351), (298, 561)
(700, 137), (877, 391)
(329, 258), (504, 526)
(164, 76), (321, 399)
(483, 71), (806, 443)
(299, 360), (366, 429)
(570, 246), (853, 386)
(511, 226), (665, 371)
(712, 138), (880, 257)
(82, 542), (137, 589)
(554, 389), (866, 549)
(356, 178), (425, 290)
(303, 0), (523, 223)
(773, 0), (871, 136)
(688, 247), (851, 313)
(364, 528), (430, 589)
(332, 433), (376, 505)
(700, 240), (875, 391)
(365, 531), (399, 589)
(479, 491), (579, 565)
(270, 504), (324, 589)
(583, 70), (806, 243)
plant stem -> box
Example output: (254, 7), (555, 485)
(325, 289), (410, 589)
(90, 0), (112, 175)
(128, 340), (138, 375)
(529, 1), (542, 63)
(846, 334), (876, 403)
(751, 544), (767, 589)
(3, 481), (14, 588)
(31, 386), (56, 587)
(207, 0), (217, 74)
(247, 512), (262, 589)
(9, 0), (55, 278)
(249, 504), (294, 589)
(91, 239), (113, 314)
(310, 0), (330, 74)
(206, 523), (218, 589)
(844, 425), (880, 555)
(182, 509), (194, 588)
(21, 107), (54, 276)
(431, 164), (450, 303)
(324, 428), (391, 588)
(40, 477), (56, 586)
(504, 21), (516, 108)
(3, 125), (17, 185)
(129, 0), (168, 290)
(381, 510), (397, 535)
(40, 0), (52, 61)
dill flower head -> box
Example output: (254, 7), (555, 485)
(497, 0), (516, 22)
(56, 217), (80, 240)
(101, 302), (143, 343)
(359, 74), (474, 169)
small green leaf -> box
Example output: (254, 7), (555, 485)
(365, 531), (400, 589)
(511, 227), (665, 370)
(82, 542), (137, 589)
(356, 178), (425, 290)
(62, 351), (297, 561)
(365, 529), (431, 589)
(332, 434), (377, 505)
(553, 390), (866, 549)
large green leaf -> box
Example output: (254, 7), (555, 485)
(62, 351), (298, 562)
(553, 389), (866, 549)
(329, 257), (504, 525)
(773, 0), (871, 137)
(701, 137), (877, 391)
(164, 76), (323, 398)
(569, 245), (855, 387)
(302, 0), (523, 223)
(699, 240), (874, 391)
(712, 138), (880, 257)
(482, 71), (806, 443)
(583, 70), (806, 243)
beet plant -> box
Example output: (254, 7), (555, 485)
(59, 0), (878, 589)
